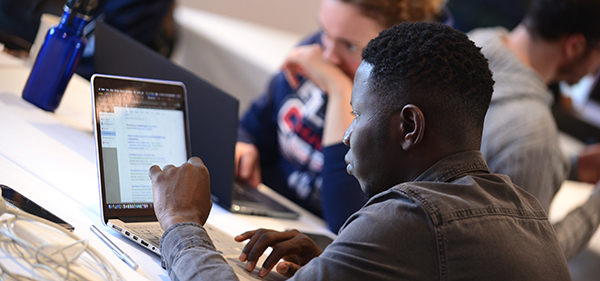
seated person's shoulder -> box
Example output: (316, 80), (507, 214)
(374, 175), (549, 227)
(332, 185), (444, 254)
(322, 187), (438, 278)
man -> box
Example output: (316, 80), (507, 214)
(234, 0), (448, 232)
(151, 22), (572, 280)
(468, 0), (600, 259)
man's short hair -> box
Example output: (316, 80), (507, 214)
(523, 0), (600, 46)
(340, 0), (445, 28)
(361, 22), (494, 144)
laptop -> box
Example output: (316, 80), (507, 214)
(94, 21), (298, 220)
(91, 74), (285, 280)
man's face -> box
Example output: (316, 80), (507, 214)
(343, 62), (403, 197)
(318, 0), (385, 80)
(556, 45), (600, 85)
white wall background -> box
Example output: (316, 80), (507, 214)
(177, 0), (321, 35)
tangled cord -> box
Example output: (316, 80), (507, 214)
(0, 197), (124, 281)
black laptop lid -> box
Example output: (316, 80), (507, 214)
(94, 22), (238, 209)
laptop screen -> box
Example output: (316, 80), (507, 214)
(95, 22), (239, 211)
(92, 74), (190, 220)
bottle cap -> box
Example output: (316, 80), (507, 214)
(66, 0), (98, 17)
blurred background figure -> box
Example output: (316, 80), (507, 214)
(468, 0), (600, 260)
(447, 0), (532, 32)
(0, 0), (175, 78)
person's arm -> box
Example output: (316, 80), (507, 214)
(551, 144), (600, 258)
(553, 184), (600, 259)
(321, 77), (353, 146)
(320, 143), (366, 232)
(236, 72), (289, 187)
(150, 157), (238, 280)
(160, 222), (239, 281)
(235, 33), (324, 187)
(235, 228), (322, 278)
(237, 190), (437, 280)
(278, 44), (365, 232)
(235, 142), (262, 187)
(279, 44), (354, 146)
(237, 31), (322, 150)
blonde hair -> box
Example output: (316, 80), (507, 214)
(339, 0), (445, 28)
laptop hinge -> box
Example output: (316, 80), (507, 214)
(117, 216), (157, 222)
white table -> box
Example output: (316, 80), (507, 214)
(0, 51), (332, 280)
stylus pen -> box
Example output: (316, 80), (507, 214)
(90, 224), (139, 270)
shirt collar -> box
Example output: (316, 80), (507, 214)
(414, 150), (490, 183)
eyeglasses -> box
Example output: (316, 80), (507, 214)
(320, 31), (364, 61)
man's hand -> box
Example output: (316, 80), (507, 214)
(235, 142), (262, 188)
(578, 143), (600, 184)
(235, 228), (322, 278)
(150, 157), (212, 230)
(281, 44), (351, 95)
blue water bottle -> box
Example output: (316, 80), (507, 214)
(22, 0), (97, 112)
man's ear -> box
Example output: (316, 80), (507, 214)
(563, 34), (588, 60)
(398, 104), (425, 151)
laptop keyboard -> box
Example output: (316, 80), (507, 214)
(205, 224), (244, 256)
(125, 222), (244, 256)
(233, 183), (261, 202)
(127, 223), (163, 245)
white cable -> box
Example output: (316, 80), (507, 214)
(0, 197), (124, 280)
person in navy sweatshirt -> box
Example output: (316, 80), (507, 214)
(235, 0), (451, 232)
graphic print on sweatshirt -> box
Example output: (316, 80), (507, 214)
(277, 80), (325, 200)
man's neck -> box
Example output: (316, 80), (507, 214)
(504, 25), (561, 85)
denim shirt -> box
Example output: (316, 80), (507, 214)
(160, 151), (572, 280)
